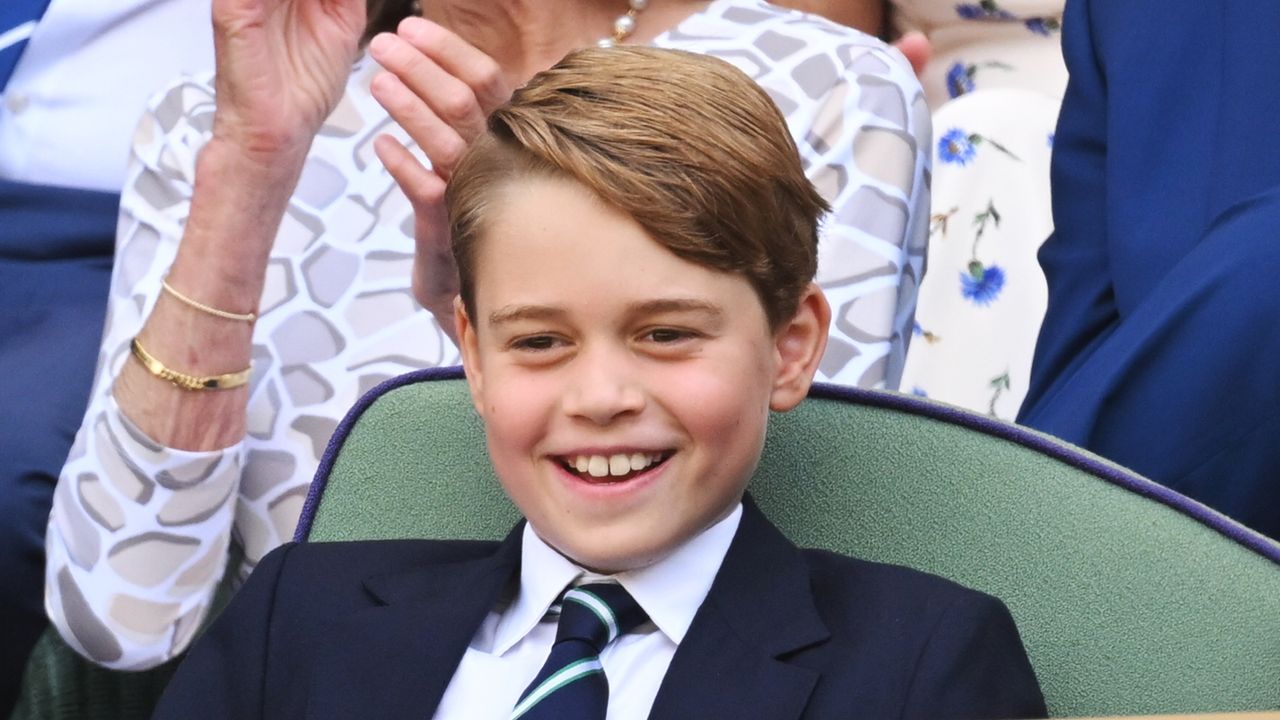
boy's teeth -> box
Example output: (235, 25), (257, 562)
(575, 452), (662, 479)
(609, 454), (630, 476)
(588, 456), (609, 478)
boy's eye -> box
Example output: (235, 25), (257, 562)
(511, 335), (563, 351)
(644, 328), (695, 344)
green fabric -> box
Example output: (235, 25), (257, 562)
(308, 377), (1280, 717)
(11, 547), (242, 720)
(9, 634), (179, 720)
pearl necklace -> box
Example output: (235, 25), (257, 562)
(598, 0), (650, 47)
(405, 2), (650, 50)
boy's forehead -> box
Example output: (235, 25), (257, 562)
(467, 173), (776, 336)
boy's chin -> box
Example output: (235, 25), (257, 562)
(535, 519), (689, 575)
(547, 539), (665, 576)
(534, 500), (743, 576)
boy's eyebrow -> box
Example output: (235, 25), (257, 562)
(488, 305), (569, 326)
(487, 299), (726, 326)
(624, 298), (726, 322)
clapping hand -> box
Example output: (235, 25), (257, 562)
(368, 18), (514, 342)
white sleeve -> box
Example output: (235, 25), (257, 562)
(45, 75), (247, 670)
(797, 44), (930, 389)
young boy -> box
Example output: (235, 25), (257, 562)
(154, 47), (1045, 719)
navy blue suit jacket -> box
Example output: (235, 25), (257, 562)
(153, 499), (1045, 719)
(1020, 0), (1280, 537)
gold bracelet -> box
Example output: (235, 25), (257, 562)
(161, 277), (257, 323)
(130, 338), (252, 391)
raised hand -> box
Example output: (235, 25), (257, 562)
(368, 18), (514, 341)
(211, 0), (367, 162)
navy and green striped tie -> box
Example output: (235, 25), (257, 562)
(511, 583), (648, 720)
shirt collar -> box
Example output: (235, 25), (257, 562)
(492, 503), (743, 654)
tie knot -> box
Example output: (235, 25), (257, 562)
(554, 582), (648, 651)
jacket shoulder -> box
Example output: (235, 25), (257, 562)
(799, 547), (1011, 628)
(256, 538), (500, 609)
(794, 549), (1045, 718)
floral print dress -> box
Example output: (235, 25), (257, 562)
(896, 0), (1065, 419)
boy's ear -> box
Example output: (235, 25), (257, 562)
(769, 283), (831, 412)
(455, 296), (486, 416)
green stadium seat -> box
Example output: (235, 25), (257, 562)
(298, 367), (1280, 717)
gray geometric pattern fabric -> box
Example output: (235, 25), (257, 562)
(46, 0), (928, 670)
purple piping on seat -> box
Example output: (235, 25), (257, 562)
(296, 370), (1280, 566)
(295, 365), (468, 542)
(807, 382), (1280, 566)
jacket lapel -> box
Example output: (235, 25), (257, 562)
(304, 526), (524, 720)
(648, 498), (829, 720)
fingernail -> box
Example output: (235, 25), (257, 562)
(398, 15), (426, 38)
(369, 33), (393, 56)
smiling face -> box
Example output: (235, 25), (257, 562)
(456, 176), (828, 573)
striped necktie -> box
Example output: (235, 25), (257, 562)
(0, 0), (52, 93)
(511, 583), (648, 720)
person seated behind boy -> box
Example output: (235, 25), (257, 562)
(153, 47), (1045, 720)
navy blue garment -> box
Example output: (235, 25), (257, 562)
(153, 498), (1046, 720)
(0, 0), (53, 91)
(1019, 0), (1280, 540)
(514, 583), (648, 719)
(0, 178), (117, 714)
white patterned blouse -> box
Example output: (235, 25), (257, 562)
(46, 0), (929, 670)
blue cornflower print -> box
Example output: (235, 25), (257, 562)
(961, 262), (1006, 305)
(1024, 17), (1062, 35)
(939, 128), (977, 165)
(939, 128), (1021, 165)
(955, 1), (1016, 21)
(946, 63), (975, 98)
(946, 61), (1013, 98)
(911, 387), (929, 398)
(1047, 132), (1055, 148)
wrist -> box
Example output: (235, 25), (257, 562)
(209, 107), (318, 169)
(171, 138), (309, 303)
(199, 134), (310, 188)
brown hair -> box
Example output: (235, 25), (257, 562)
(447, 46), (829, 330)
(362, 0), (416, 46)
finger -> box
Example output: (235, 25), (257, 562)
(892, 31), (930, 78)
(368, 33), (490, 144)
(395, 17), (512, 113)
(376, 136), (460, 318)
(374, 134), (448, 209)
(370, 70), (471, 179)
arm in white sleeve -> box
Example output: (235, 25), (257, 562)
(796, 42), (930, 388)
(45, 77), (250, 670)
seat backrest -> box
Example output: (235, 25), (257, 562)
(297, 367), (1280, 718)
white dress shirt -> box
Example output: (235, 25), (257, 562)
(0, 0), (214, 191)
(433, 504), (743, 720)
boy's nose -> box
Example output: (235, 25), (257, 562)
(562, 352), (646, 425)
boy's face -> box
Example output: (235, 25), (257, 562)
(456, 176), (827, 574)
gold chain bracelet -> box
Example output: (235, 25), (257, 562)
(161, 277), (257, 323)
(130, 338), (251, 391)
